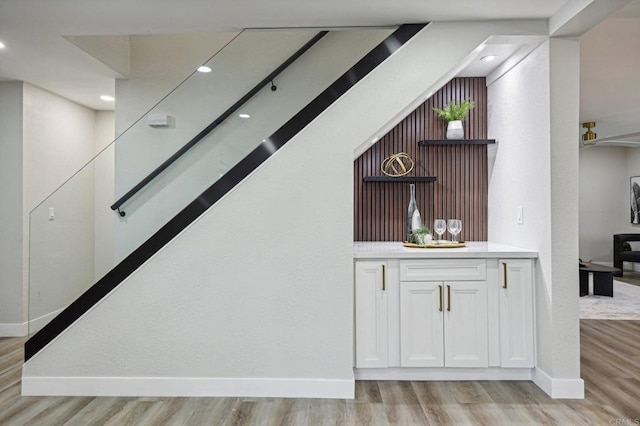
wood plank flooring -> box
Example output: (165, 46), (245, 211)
(616, 270), (640, 287)
(1, 320), (639, 425)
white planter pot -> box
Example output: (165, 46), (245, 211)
(416, 233), (433, 245)
(446, 120), (464, 139)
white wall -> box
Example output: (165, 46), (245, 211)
(488, 38), (582, 395)
(22, 84), (105, 330)
(623, 149), (640, 240)
(548, 38), (581, 381)
(115, 32), (239, 136)
(626, 149), (640, 245)
(626, 148), (640, 179)
(578, 146), (640, 265)
(94, 111), (115, 280)
(23, 84), (97, 211)
(1, 83), (114, 336)
(579, 147), (629, 261)
(488, 41), (553, 372)
(0, 82), (25, 332)
(23, 21), (554, 398)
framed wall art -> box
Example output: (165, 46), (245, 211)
(631, 176), (640, 224)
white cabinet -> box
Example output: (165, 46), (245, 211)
(355, 261), (388, 368)
(354, 255), (535, 376)
(400, 280), (487, 368)
(445, 282), (488, 367)
(400, 259), (486, 282)
(400, 282), (444, 367)
(499, 259), (534, 367)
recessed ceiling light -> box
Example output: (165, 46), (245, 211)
(0, 41), (5, 49)
(238, 113), (250, 119)
(197, 66), (212, 73)
(100, 95), (115, 102)
(481, 55), (498, 62)
(370, 137), (379, 145)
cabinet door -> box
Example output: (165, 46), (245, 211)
(499, 259), (534, 367)
(400, 281), (444, 367)
(355, 261), (388, 368)
(444, 281), (488, 367)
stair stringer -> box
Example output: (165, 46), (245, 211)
(22, 20), (548, 398)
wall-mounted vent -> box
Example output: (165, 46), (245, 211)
(147, 113), (173, 128)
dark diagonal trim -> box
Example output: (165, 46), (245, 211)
(25, 23), (427, 361)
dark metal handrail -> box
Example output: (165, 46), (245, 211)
(110, 31), (328, 216)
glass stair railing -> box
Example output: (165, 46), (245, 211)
(25, 24), (426, 361)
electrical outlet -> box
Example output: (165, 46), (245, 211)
(517, 206), (524, 225)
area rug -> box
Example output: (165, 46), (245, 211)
(580, 280), (640, 320)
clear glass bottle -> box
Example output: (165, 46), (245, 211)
(407, 184), (421, 241)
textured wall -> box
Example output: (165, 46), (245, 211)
(0, 83), (114, 335)
(488, 40), (554, 378)
(23, 84), (98, 327)
(93, 111), (116, 281)
(114, 32), (239, 136)
(548, 37), (580, 381)
(0, 82), (24, 327)
(354, 77), (488, 242)
(488, 39), (582, 389)
(579, 146), (629, 262)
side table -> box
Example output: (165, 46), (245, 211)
(579, 264), (621, 297)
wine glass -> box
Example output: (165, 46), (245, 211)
(447, 219), (462, 242)
(455, 219), (463, 242)
(433, 219), (446, 243)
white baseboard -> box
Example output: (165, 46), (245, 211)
(22, 376), (355, 399)
(28, 309), (63, 334)
(0, 309), (63, 337)
(354, 367), (534, 381)
(533, 368), (584, 399)
(0, 322), (27, 337)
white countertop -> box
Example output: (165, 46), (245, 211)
(354, 241), (538, 259)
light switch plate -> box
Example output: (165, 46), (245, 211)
(517, 206), (523, 224)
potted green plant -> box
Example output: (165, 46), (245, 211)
(433, 98), (475, 139)
(409, 227), (433, 245)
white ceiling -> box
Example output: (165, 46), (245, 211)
(0, 0), (575, 110)
(0, 0), (636, 115)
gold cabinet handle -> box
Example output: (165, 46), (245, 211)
(439, 285), (443, 312)
(447, 284), (451, 312)
(502, 262), (508, 289)
(382, 264), (385, 291)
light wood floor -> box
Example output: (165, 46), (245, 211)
(2, 320), (639, 425)
(615, 270), (640, 287)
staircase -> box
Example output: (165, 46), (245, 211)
(24, 24), (426, 362)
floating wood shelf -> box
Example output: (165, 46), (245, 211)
(363, 176), (437, 183)
(418, 139), (496, 146)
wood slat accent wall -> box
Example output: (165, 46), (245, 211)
(354, 77), (488, 242)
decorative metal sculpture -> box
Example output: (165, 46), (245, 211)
(381, 152), (414, 177)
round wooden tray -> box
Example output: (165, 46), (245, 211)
(403, 241), (466, 249)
